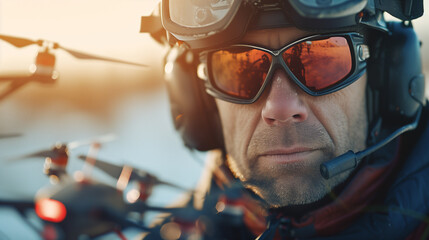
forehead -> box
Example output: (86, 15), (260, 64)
(241, 27), (312, 49)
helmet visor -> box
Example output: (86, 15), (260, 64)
(169, 0), (238, 28)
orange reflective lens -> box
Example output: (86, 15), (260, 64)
(282, 37), (352, 91)
(211, 48), (272, 100)
(209, 36), (353, 100)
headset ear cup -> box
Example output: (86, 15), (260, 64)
(164, 47), (224, 151)
(369, 22), (425, 126)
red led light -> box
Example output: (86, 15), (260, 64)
(35, 198), (67, 223)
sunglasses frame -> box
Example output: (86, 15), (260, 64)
(199, 32), (368, 104)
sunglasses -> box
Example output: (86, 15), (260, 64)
(198, 33), (370, 104)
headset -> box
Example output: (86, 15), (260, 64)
(367, 21), (425, 126)
(163, 46), (224, 151)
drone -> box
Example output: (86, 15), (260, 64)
(1, 136), (250, 240)
(0, 34), (148, 101)
(2, 136), (188, 239)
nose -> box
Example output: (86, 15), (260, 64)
(261, 70), (309, 125)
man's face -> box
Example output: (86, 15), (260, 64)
(215, 27), (368, 207)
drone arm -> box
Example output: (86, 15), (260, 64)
(0, 77), (31, 101)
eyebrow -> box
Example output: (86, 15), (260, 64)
(241, 29), (311, 49)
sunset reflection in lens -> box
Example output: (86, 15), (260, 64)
(282, 37), (352, 91)
(211, 48), (272, 100)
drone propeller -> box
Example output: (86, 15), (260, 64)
(67, 134), (116, 150)
(0, 75), (44, 101)
(77, 155), (189, 191)
(9, 134), (116, 161)
(55, 45), (148, 67)
(0, 74), (32, 83)
(0, 133), (21, 139)
(21, 149), (60, 160)
(0, 34), (147, 67)
(0, 34), (41, 48)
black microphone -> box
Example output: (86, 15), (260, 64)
(320, 106), (422, 180)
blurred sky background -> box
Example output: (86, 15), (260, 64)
(0, 1), (428, 239)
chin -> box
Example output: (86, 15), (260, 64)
(248, 171), (351, 207)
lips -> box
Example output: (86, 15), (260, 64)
(258, 147), (319, 164)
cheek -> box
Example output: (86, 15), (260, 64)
(215, 100), (260, 166)
(312, 76), (368, 153)
(342, 76), (368, 141)
(344, 80), (368, 150)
